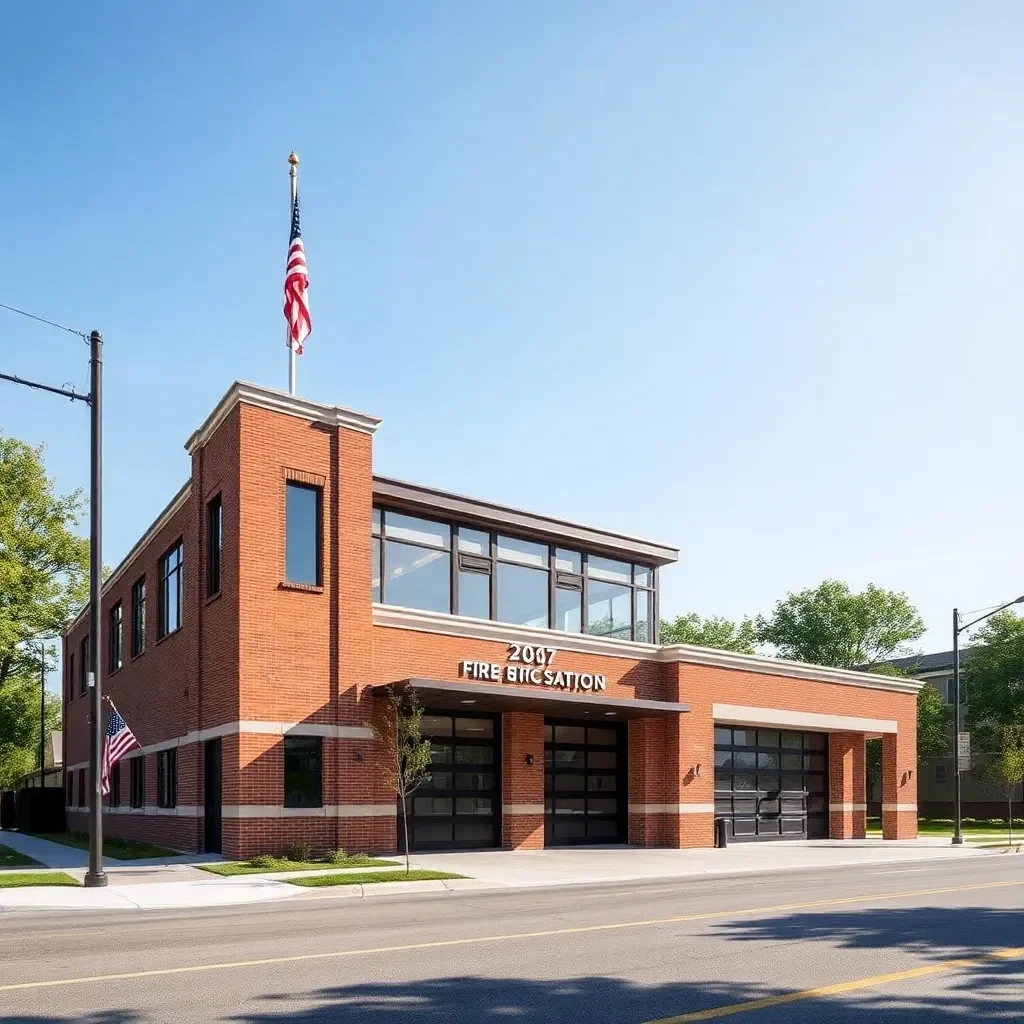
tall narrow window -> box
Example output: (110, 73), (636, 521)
(283, 736), (322, 808)
(159, 541), (183, 637)
(207, 494), (223, 597)
(78, 769), (86, 808)
(131, 577), (146, 657)
(66, 770), (73, 806)
(109, 762), (121, 808)
(130, 757), (145, 808)
(108, 602), (123, 672)
(66, 653), (75, 705)
(79, 636), (89, 697)
(285, 482), (322, 585)
(157, 749), (177, 808)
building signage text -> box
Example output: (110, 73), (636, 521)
(459, 643), (607, 693)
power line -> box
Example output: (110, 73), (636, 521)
(0, 301), (88, 341)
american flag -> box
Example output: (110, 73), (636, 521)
(101, 703), (139, 796)
(284, 192), (311, 354)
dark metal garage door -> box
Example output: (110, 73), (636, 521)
(544, 719), (626, 845)
(404, 711), (500, 851)
(713, 726), (828, 841)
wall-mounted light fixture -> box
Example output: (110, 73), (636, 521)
(353, 751), (364, 762)
(525, 753), (536, 766)
(694, 763), (702, 778)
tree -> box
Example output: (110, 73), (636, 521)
(0, 648), (62, 788)
(369, 686), (433, 874)
(755, 579), (925, 668)
(659, 613), (757, 654)
(917, 683), (952, 764)
(0, 433), (89, 688)
(985, 725), (1024, 845)
(965, 611), (1024, 753)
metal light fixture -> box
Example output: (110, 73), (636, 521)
(525, 753), (535, 766)
(694, 763), (702, 778)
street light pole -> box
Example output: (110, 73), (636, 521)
(951, 593), (1024, 847)
(84, 330), (106, 888)
(39, 641), (46, 783)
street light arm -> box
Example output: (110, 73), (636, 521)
(959, 596), (1024, 634)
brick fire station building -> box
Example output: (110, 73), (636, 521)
(63, 382), (921, 860)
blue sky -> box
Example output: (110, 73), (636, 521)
(3, 2), (1023, 695)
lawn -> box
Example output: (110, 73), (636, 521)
(287, 870), (465, 888)
(0, 845), (43, 869)
(31, 832), (181, 860)
(866, 818), (1023, 842)
(199, 854), (401, 876)
(0, 872), (79, 888)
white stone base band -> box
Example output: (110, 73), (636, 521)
(628, 803), (716, 814)
(831, 803), (868, 812)
(503, 804), (544, 815)
(882, 802), (918, 812)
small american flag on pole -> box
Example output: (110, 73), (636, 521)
(284, 192), (311, 354)
(101, 702), (139, 796)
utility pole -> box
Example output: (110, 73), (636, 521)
(0, 321), (106, 886)
(952, 609), (962, 845)
(40, 642), (46, 783)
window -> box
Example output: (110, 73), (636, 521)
(936, 763), (948, 784)
(109, 762), (121, 808)
(207, 494), (223, 597)
(285, 482), (322, 585)
(79, 635), (89, 697)
(131, 577), (146, 657)
(109, 602), (123, 672)
(66, 653), (74, 705)
(130, 757), (145, 808)
(283, 736), (322, 808)
(66, 770), (73, 806)
(372, 507), (658, 641)
(159, 541), (183, 637)
(78, 769), (86, 808)
(157, 750), (177, 808)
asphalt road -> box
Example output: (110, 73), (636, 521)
(1, 854), (1022, 1023)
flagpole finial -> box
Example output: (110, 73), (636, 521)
(288, 151), (299, 167)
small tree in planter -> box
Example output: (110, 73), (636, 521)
(986, 725), (1024, 847)
(370, 686), (433, 874)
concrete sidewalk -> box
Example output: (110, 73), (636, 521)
(0, 834), (995, 912)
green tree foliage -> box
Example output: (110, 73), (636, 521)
(0, 649), (63, 788)
(370, 686), (433, 874)
(0, 433), (89, 688)
(965, 611), (1024, 753)
(985, 725), (1024, 843)
(755, 579), (925, 668)
(659, 613), (757, 654)
(917, 682), (952, 764)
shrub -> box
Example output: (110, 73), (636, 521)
(249, 854), (276, 869)
(285, 842), (313, 863)
(324, 848), (348, 865)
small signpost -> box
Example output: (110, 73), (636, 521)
(957, 731), (971, 771)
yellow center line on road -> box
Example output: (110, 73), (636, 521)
(0, 878), (1021, 994)
(645, 946), (1024, 1022)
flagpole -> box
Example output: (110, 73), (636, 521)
(287, 151), (299, 395)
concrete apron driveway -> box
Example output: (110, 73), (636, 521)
(0, 831), (988, 912)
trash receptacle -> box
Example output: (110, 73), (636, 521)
(715, 817), (728, 848)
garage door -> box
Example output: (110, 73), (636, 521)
(714, 726), (828, 841)
(404, 711), (500, 851)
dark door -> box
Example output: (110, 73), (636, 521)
(544, 719), (626, 845)
(713, 727), (828, 841)
(204, 738), (222, 854)
(404, 711), (500, 851)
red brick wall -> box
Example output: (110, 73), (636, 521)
(502, 712), (544, 850)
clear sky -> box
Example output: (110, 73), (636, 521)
(3, 2), (1023, 698)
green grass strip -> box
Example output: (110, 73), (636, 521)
(30, 832), (181, 860)
(0, 871), (79, 888)
(287, 870), (465, 887)
(0, 845), (43, 869)
(198, 855), (401, 876)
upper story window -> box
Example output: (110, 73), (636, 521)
(79, 635), (89, 697)
(207, 494), (223, 597)
(285, 482), (322, 586)
(131, 577), (146, 657)
(159, 541), (183, 638)
(66, 653), (74, 705)
(372, 508), (656, 642)
(108, 602), (123, 673)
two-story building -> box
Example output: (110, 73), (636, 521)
(62, 381), (922, 859)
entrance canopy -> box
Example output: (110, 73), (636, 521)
(376, 678), (689, 721)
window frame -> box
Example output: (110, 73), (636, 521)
(285, 481), (323, 586)
(109, 761), (121, 808)
(372, 508), (658, 642)
(66, 652), (75, 705)
(157, 749), (177, 809)
(66, 769), (74, 806)
(79, 635), (89, 697)
(159, 540), (184, 638)
(207, 493), (223, 597)
(130, 757), (145, 808)
(131, 576), (146, 658)
(78, 769), (86, 808)
(108, 601), (123, 673)
(283, 735), (323, 809)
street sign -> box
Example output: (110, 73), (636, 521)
(957, 731), (971, 769)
